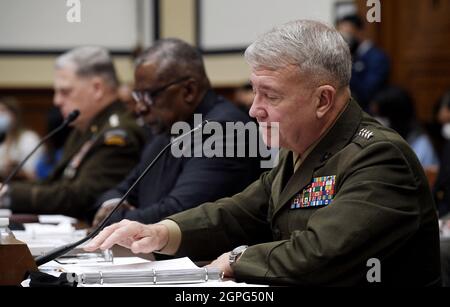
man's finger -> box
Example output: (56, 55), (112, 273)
(84, 222), (124, 251)
(98, 221), (142, 250)
(130, 236), (158, 254)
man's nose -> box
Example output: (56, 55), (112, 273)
(249, 96), (267, 120)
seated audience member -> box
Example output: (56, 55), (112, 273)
(436, 91), (450, 287)
(0, 46), (145, 220)
(233, 83), (255, 113)
(35, 107), (71, 180)
(0, 97), (41, 181)
(434, 90), (450, 217)
(91, 38), (263, 227)
(369, 86), (440, 172)
(336, 14), (390, 111)
(86, 21), (441, 286)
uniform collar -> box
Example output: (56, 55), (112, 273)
(86, 100), (125, 135)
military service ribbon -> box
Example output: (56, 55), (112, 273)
(291, 175), (336, 209)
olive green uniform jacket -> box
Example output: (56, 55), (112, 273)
(10, 101), (145, 220)
(168, 100), (441, 286)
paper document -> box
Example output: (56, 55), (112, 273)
(12, 223), (87, 256)
(38, 215), (77, 224)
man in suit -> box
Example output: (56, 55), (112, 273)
(90, 38), (262, 227)
(336, 14), (390, 111)
(86, 21), (441, 286)
(0, 46), (145, 220)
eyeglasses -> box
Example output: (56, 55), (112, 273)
(131, 76), (190, 107)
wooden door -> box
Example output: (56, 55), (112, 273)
(356, 0), (450, 122)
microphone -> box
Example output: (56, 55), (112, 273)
(0, 109), (80, 190)
(34, 119), (208, 267)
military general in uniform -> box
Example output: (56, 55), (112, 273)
(0, 46), (145, 220)
(86, 21), (441, 286)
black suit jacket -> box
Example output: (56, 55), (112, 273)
(94, 90), (263, 224)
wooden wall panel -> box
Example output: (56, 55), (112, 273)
(356, 0), (450, 122)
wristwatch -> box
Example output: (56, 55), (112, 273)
(229, 245), (248, 265)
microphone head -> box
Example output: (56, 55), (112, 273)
(65, 110), (80, 124)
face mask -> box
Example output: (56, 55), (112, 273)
(0, 113), (12, 134)
(374, 116), (390, 128)
(442, 123), (450, 140)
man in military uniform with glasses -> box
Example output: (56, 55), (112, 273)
(90, 38), (262, 227)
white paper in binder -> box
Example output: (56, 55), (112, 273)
(58, 257), (223, 286)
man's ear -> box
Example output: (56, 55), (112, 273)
(91, 76), (105, 101)
(315, 85), (336, 119)
(183, 78), (198, 105)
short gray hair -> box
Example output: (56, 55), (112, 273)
(55, 46), (119, 88)
(135, 38), (209, 85)
(245, 20), (351, 88)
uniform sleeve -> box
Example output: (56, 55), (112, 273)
(9, 128), (143, 219)
(167, 166), (278, 261)
(233, 141), (430, 285)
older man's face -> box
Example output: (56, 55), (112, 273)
(53, 65), (97, 130)
(249, 65), (320, 153)
(133, 61), (189, 134)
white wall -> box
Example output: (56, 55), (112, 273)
(0, 0), (354, 87)
(0, 0), (154, 51)
(199, 0), (342, 51)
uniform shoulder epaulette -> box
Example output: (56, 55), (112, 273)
(357, 128), (374, 140)
(352, 127), (376, 148)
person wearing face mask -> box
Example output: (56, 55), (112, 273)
(336, 14), (390, 111)
(0, 97), (41, 181)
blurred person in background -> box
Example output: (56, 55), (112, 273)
(369, 86), (439, 177)
(435, 90), (450, 217)
(436, 90), (450, 287)
(34, 106), (72, 180)
(336, 14), (390, 111)
(233, 83), (255, 114)
(0, 96), (41, 181)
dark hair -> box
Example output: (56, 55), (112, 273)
(336, 14), (365, 30)
(135, 38), (209, 86)
(371, 86), (416, 139)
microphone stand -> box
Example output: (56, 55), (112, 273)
(34, 120), (208, 267)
